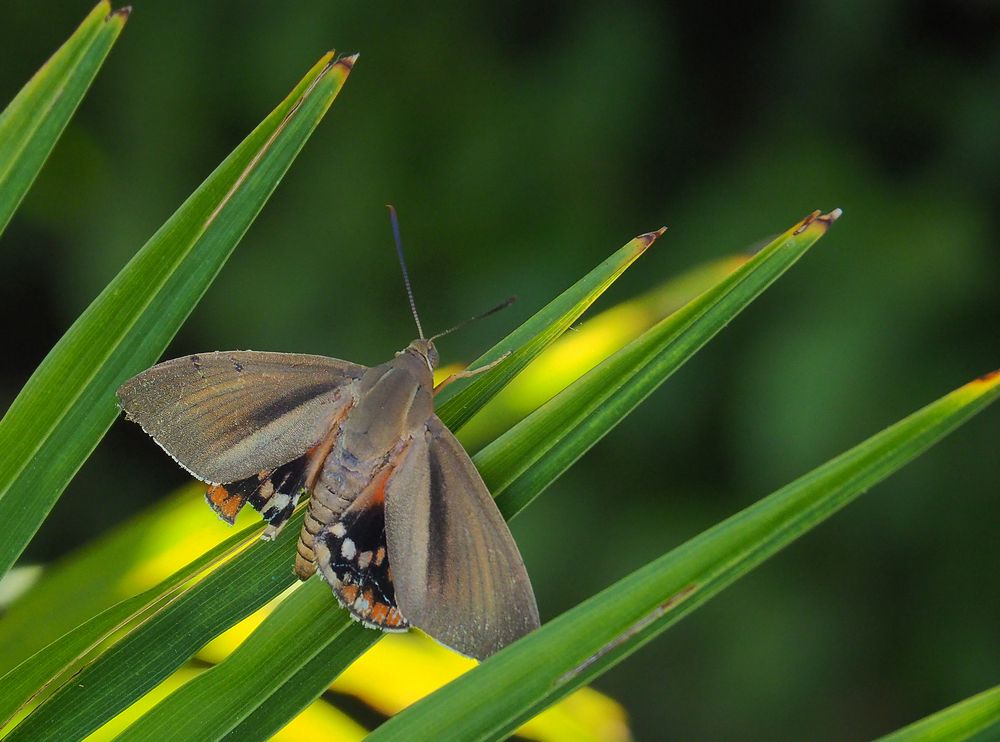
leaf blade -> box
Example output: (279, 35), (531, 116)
(0, 52), (356, 578)
(110, 211), (839, 739)
(874, 684), (1000, 742)
(484, 209), (841, 519)
(0, 2), (128, 238)
(366, 369), (1000, 741)
(436, 228), (663, 431)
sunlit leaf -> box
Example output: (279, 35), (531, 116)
(367, 369), (1000, 741)
(437, 227), (663, 431)
(111, 210), (839, 738)
(0, 52), (356, 580)
(484, 210), (841, 519)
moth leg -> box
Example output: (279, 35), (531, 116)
(433, 351), (510, 396)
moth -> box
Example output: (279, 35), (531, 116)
(116, 208), (539, 660)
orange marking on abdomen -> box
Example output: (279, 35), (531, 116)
(367, 465), (394, 506)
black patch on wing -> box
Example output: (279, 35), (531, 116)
(244, 382), (342, 430)
(205, 454), (310, 535)
(316, 500), (408, 630)
(425, 444), (450, 593)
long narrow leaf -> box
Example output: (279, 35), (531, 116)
(4, 511), (305, 741)
(437, 228), (663, 431)
(0, 484), (231, 676)
(0, 2), (127, 237)
(0, 226), (657, 664)
(0, 52), (356, 579)
(4, 224), (643, 738)
(875, 685), (1000, 742)
(0, 513), (260, 730)
(115, 580), (362, 741)
(367, 369), (1000, 741)
(114, 210), (839, 738)
(484, 209), (841, 519)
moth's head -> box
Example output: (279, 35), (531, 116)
(405, 338), (439, 371)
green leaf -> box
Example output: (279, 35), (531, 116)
(875, 684), (1000, 742)
(110, 210), (840, 739)
(3, 512), (303, 741)
(366, 370), (1000, 741)
(0, 52), (356, 579)
(0, 484), (213, 677)
(0, 2), (127, 238)
(0, 513), (260, 731)
(112, 579), (364, 741)
(436, 228), (663, 431)
(3, 220), (628, 737)
(484, 209), (841, 519)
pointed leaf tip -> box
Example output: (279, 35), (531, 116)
(110, 5), (132, 20)
(637, 226), (667, 250)
(793, 208), (842, 235)
(335, 53), (359, 70)
(972, 368), (1000, 388)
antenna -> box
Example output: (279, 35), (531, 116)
(430, 296), (517, 342)
(387, 205), (424, 339)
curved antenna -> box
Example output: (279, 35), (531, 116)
(430, 296), (517, 342)
(387, 205), (424, 339)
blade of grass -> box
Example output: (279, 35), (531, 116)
(436, 228), (664, 431)
(0, 2), (128, 237)
(114, 579), (363, 742)
(485, 209), (841, 519)
(874, 685), (1000, 742)
(0, 227), (660, 666)
(0, 484), (226, 676)
(110, 210), (840, 739)
(3, 509), (305, 741)
(0, 513), (261, 731)
(0, 52), (356, 579)
(367, 369), (1000, 741)
(0, 219), (657, 740)
(456, 253), (749, 449)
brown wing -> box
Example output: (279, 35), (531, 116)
(117, 351), (364, 484)
(383, 416), (540, 660)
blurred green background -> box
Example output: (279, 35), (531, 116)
(1, 2), (998, 739)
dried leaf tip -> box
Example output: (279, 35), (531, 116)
(819, 207), (843, 225)
(334, 53), (360, 71)
(637, 226), (668, 250)
(974, 368), (1000, 384)
(793, 208), (841, 235)
(109, 5), (131, 20)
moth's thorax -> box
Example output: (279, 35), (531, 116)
(400, 338), (438, 372)
(338, 353), (434, 466)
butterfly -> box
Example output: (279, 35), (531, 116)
(116, 209), (539, 660)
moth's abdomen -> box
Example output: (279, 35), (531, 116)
(295, 497), (339, 579)
(294, 444), (374, 580)
(313, 459), (410, 631)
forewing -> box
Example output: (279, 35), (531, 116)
(117, 351), (364, 483)
(384, 417), (540, 660)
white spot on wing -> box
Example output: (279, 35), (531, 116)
(341, 538), (356, 560)
(331, 522), (346, 538)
